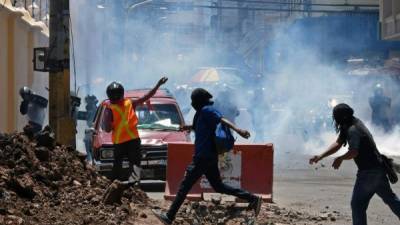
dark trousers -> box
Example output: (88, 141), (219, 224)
(167, 158), (257, 220)
(84, 137), (92, 162)
(112, 138), (141, 181)
(351, 169), (400, 225)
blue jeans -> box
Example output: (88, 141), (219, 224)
(351, 169), (400, 225)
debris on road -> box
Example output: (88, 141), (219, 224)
(169, 199), (342, 225)
(0, 132), (149, 225)
(0, 132), (344, 224)
(103, 180), (129, 205)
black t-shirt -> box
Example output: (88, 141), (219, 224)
(338, 118), (382, 171)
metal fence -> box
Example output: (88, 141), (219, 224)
(12, 0), (49, 26)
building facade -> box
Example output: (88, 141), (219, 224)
(0, 0), (49, 133)
(380, 0), (400, 40)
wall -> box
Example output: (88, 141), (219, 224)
(380, 0), (400, 40)
(0, 0), (49, 133)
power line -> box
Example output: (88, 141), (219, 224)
(152, 2), (378, 14)
(218, 0), (378, 8)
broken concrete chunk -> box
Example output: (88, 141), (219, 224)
(34, 147), (50, 162)
(102, 180), (127, 205)
(7, 175), (36, 199)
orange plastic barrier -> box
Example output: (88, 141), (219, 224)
(164, 142), (274, 202)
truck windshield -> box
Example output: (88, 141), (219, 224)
(135, 104), (182, 131)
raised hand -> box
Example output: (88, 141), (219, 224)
(158, 77), (168, 86)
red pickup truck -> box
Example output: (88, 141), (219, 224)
(91, 89), (190, 180)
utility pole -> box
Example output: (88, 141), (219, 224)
(49, 0), (75, 146)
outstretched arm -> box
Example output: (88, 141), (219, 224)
(331, 127), (360, 169)
(132, 77), (168, 106)
(309, 137), (343, 165)
(220, 117), (250, 139)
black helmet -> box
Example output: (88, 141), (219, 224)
(19, 86), (32, 99)
(106, 82), (124, 102)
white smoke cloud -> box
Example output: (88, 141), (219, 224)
(239, 26), (400, 158)
(70, 1), (400, 158)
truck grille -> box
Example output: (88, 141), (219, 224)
(141, 145), (167, 160)
(99, 145), (167, 161)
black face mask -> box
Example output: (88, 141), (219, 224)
(191, 99), (214, 111)
(191, 101), (205, 111)
(190, 88), (213, 111)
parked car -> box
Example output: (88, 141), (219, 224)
(91, 89), (190, 180)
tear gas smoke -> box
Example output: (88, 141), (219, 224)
(70, 1), (400, 158)
(256, 27), (400, 158)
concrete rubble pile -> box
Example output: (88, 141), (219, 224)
(0, 129), (343, 225)
(0, 130), (149, 225)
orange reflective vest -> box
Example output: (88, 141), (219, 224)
(104, 98), (140, 144)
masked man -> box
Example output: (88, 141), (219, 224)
(153, 88), (262, 225)
(310, 103), (400, 225)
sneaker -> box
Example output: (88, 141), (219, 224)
(125, 167), (141, 186)
(152, 209), (173, 225)
(127, 174), (140, 186)
(248, 196), (262, 217)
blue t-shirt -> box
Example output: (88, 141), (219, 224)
(193, 105), (222, 160)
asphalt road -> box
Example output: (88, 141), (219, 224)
(141, 180), (165, 200)
(142, 154), (400, 225)
(274, 154), (400, 225)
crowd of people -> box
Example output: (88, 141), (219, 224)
(100, 76), (400, 225)
(17, 76), (400, 225)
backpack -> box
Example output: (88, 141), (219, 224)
(372, 146), (398, 184)
(380, 154), (398, 184)
(215, 123), (235, 154)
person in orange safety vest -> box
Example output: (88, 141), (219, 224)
(102, 77), (168, 184)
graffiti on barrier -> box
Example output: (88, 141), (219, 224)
(200, 151), (242, 189)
